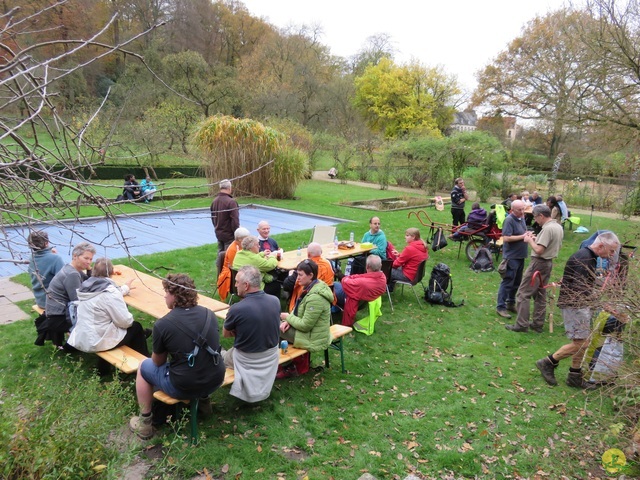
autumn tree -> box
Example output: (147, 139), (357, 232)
(473, 9), (591, 159)
(349, 33), (395, 76)
(353, 58), (442, 139)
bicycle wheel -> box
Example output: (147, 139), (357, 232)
(465, 239), (484, 262)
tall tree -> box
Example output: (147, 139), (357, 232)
(473, 9), (590, 158)
(353, 57), (442, 139)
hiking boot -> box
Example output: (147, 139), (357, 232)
(506, 303), (517, 313)
(505, 324), (528, 332)
(536, 358), (558, 386)
(496, 309), (512, 319)
(529, 323), (543, 334)
(566, 371), (589, 389)
(129, 414), (154, 440)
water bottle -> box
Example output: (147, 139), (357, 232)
(297, 246), (301, 257)
(349, 231), (354, 242)
(334, 235), (339, 251)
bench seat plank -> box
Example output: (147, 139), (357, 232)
(96, 345), (147, 375)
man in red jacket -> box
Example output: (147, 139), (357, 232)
(335, 255), (387, 327)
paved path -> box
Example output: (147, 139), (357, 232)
(0, 277), (33, 325)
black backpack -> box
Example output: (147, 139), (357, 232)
(470, 246), (494, 272)
(424, 263), (463, 307)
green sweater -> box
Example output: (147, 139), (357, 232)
(287, 280), (333, 352)
(232, 250), (278, 288)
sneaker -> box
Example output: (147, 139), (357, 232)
(129, 415), (154, 440)
(566, 371), (589, 389)
(505, 324), (528, 332)
(496, 309), (512, 319)
(536, 358), (558, 386)
(506, 303), (517, 313)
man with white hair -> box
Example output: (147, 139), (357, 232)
(211, 179), (240, 274)
(536, 231), (621, 388)
(256, 220), (279, 253)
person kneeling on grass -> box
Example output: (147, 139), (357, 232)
(130, 273), (226, 440)
(278, 259), (333, 378)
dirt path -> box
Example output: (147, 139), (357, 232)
(311, 171), (638, 222)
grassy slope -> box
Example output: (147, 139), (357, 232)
(3, 179), (638, 479)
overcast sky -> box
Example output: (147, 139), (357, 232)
(241, 0), (570, 94)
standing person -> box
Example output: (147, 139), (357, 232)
(27, 230), (65, 310)
(210, 179), (240, 274)
(222, 266), (281, 403)
(256, 220), (279, 253)
(140, 175), (157, 203)
(496, 200), (528, 319)
(450, 178), (469, 226)
(130, 273), (226, 440)
(390, 228), (428, 289)
(67, 258), (149, 369)
(505, 205), (564, 332)
(535, 232), (621, 388)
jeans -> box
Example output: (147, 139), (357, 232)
(497, 258), (525, 309)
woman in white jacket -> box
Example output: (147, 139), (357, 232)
(67, 258), (149, 365)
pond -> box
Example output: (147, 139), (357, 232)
(340, 196), (430, 211)
(0, 204), (348, 277)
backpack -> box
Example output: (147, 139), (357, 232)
(424, 263), (463, 307)
(431, 227), (447, 252)
(470, 246), (494, 272)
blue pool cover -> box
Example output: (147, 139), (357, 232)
(0, 205), (347, 277)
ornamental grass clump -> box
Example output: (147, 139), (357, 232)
(193, 115), (308, 199)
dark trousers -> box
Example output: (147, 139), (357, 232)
(451, 208), (465, 226)
(497, 258), (525, 309)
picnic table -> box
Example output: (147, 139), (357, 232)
(277, 242), (374, 270)
(111, 264), (228, 317)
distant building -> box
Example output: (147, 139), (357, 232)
(503, 117), (521, 143)
(449, 110), (477, 133)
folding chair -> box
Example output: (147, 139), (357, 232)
(393, 260), (427, 308)
(310, 225), (337, 245)
(380, 259), (395, 312)
(227, 268), (240, 305)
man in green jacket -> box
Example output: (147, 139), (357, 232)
(232, 235), (280, 298)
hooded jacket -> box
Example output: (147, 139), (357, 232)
(393, 239), (428, 282)
(67, 277), (133, 352)
(286, 280), (333, 352)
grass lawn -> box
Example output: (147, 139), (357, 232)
(1, 179), (638, 479)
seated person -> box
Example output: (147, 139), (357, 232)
(37, 242), (96, 347)
(530, 190), (543, 205)
(27, 230), (65, 310)
(279, 259), (333, 352)
(334, 255), (387, 327)
(140, 175), (157, 202)
(232, 235), (280, 298)
(283, 242), (334, 311)
(390, 228), (428, 289)
(256, 220), (279, 253)
(450, 203), (487, 239)
(521, 191), (532, 206)
(328, 167), (338, 179)
(66, 258), (149, 372)
(502, 193), (518, 212)
(123, 174), (141, 201)
(129, 273), (226, 440)
(223, 266), (280, 403)
(556, 194), (569, 222)
(217, 227), (250, 301)
(349, 216), (387, 275)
